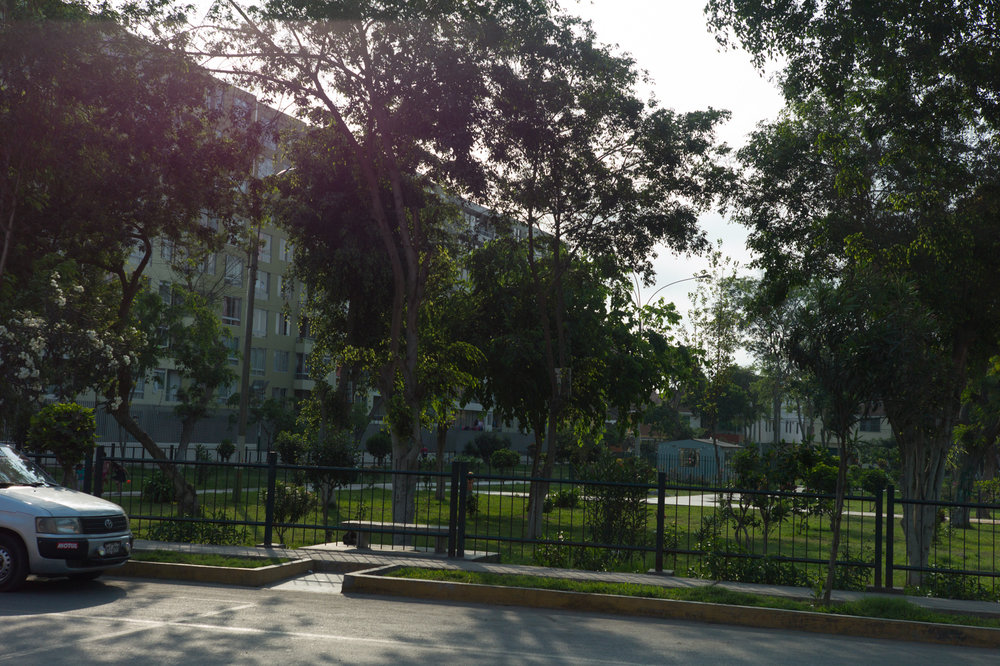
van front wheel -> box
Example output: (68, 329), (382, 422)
(0, 533), (28, 592)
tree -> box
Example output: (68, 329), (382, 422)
(709, 0), (1000, 587)
(131, 286), (237, 463)
(467, 239), (695, 536)
(24, 403), (97, 488)
(152, 0), (534, 528)
(2, 8), (262, 514)
(276, 125), (481, 522)
(784, 271), (886, 603)
(365, 431), (392, 467)
(951, 358), (1000, 527)
(684, 248), (745, 481)
(481, 10), (730, 536)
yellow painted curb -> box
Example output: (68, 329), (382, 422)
(115, 557), (313, 587)
(342, 568), (1000, 649)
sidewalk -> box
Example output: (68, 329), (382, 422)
(128, 538), (1000, 620)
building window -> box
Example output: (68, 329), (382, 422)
(158, 281), (172, 304)
(217, 381), (235, 401)
(226, 335), (240, 365)
(201, 252), (216, 275)
(274, 350), (289, 373)
(275, 312), (291, 336)
(225, 255), (244, 286)
(295, 353), (308, 379)
(251, 379), (267, 398)
(152, 368), (166, 393)
(298, 316), (311, 339)
(250, 348), (266, 376)
(155, 324), (170, 349)
(160, 239), (175, 262)
(222, 296), (242, 326)
(259, 233), (272, 263)
(255, 271), (270, 299)
(679, 448), (700, 468)
(131, 376), (145, 400)
(272, 387), (287, 400)
(859, 417), (882, 433)
(279, 238), (293, 262)
(165, 370), (181, 402)
(277, 275), (294, 300)
(253, 308), (268, 337)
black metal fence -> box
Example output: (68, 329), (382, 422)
(32, 449), (1000, 600)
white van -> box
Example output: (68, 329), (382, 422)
(0, 443), (132, 592)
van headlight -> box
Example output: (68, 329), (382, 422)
(36, 517), (82, 534)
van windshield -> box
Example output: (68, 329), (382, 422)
(0, 445), (57, 486)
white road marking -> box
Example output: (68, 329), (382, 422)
(2, 610), (647, 665)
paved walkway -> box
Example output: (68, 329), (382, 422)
(130, 539), (1000, 619)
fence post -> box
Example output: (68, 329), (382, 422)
(262, 451), (278, 547)
(655, 472), (666, 573)
(456, 461), (469, 559)
(885, 484), (895, 590)
(448, 461), (461, 558)
(93, 446), (105, 497)
(873, 486), (883, 591)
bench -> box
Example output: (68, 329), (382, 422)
(341, 521), (450, 554)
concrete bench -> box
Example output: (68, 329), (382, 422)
(341, 521), (450, 554)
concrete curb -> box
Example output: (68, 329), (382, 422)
(342, 565), (1000, 649)
(115, 557), (313, 587)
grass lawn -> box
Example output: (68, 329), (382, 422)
(130, 549), (289, 568)
(385, 567), (1000, 629)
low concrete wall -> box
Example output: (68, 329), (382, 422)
(342, 566), (1000, 650)
(115, 557), (313, 587)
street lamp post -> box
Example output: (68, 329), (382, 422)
(633, 271), (710, 311)
(629, 271), (709, 459)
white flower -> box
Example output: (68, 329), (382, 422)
(110, 397), (123, 410)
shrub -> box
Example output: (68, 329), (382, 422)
(462, 441), (481, 460)
(272, 481), (315, 545)
(25, 402), (97, 487)
(194, 444), (211, 484)
(693, 539), (810, 587)
(217, 439), (236, 462)
(857, 467), (889, 495)
(804, 462), (839, 494)
(147, 511), (249, 546)
(473, 432), (509, 461)
(917, 567), (999, 602)
(581, 452), (655, 567)
(490, 448), (520, 471)
(142, 471), (175, 503)
(549, 488), (579, 509)
(365, 431), (393, 466)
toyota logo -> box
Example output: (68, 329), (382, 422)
(104, 518), (114, 529)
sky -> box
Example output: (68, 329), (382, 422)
(570, 1), (785, 341)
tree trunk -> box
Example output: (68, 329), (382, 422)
(950, 450), (982, 529)
(434, 423), (447, 502)
(526, 421), (553, 540)
(822, 436), (851, 604)
(899, 436), (949, 587)
(390, 426), (419, 545)
(112, 406), (198, 515)
(175, 389), (213, 463)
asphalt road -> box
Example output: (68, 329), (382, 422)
(2, 576), (995, 665)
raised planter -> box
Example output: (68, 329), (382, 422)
(343, 565), (1000, 650)
(115, 557), (313, 587)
